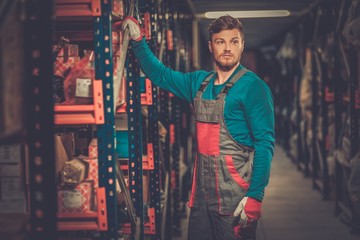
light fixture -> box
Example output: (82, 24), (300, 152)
(203, 10), (291, 19)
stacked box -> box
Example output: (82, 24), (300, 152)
(112, 0), (124, 17)
(0, 144), (26, 213)
(58, 181), (94, 213)
(83, 158), (98, 188)
(88, 138), (98, 158)
(0, 144), (21, 163)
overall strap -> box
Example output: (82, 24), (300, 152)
(195, 72), (216, 98)
(217, 69), (248, 100)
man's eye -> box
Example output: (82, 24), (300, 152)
(215, 40), (223, 45)
(232, 40), (239, 44)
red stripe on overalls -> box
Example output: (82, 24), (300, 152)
(188, 155), (198, 207)
(214, 160), (222, 213)
(225, 155), (249, 190)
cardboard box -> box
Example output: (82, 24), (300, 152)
(58, 181), (93, 213)
(56, 132), (75, 160)
(0, 163), (21, 177)
(1, 177), (24, 200)
(112, 0), (124, 18)
(54, 56), (80, 77)
(88, 138), (98, 158)
(53, 44), (79, 57)
(0, 213), (28, 239)
(0, 144), (21, 163)
(83, 158), (98, 188)
(0, 199), (26, 213)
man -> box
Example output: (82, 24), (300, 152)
(123, 15), (275, 240)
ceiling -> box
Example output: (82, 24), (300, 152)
(181, 0), (323, 50)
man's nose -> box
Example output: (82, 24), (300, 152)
(224, 42), (231, 51)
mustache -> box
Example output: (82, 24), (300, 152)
(221, 53), (233, 56)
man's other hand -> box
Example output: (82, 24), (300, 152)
(233, 197), (262, 227)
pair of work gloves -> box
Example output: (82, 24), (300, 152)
(122, 16), (262, 226)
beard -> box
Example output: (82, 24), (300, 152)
(214, 55), (240, 72)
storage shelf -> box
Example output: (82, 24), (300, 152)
(58, 221), (99, 231)
(121, 207), (156, 235)
(57, 187), (107, 231)
(54, 80), (104, 125)
(119, 143), (154, 170)
(56, 0), (101, 17)
(58, 212), (98, 218)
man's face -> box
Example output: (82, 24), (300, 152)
(208, 29), (244, 72)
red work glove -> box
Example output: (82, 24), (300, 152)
(121, 16), (143, 41)
(233, 197), (262, 227)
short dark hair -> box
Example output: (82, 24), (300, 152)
(208, 15), (244, 41)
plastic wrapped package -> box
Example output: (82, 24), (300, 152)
(63, 51), (95, 104)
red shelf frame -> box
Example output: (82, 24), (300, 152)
(117, 78), (153, 113)
(56, 0), (101, 17)
(119, 143), (154, 170)
(54, 80), (104, 125)
(57, 187), (108, 231)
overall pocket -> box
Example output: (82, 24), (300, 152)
(217, 155), (249, 214)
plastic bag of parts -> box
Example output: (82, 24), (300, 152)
(63, 50), (95, 104)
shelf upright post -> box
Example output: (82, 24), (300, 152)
(169, 5), (182, 236)
(333, 36), (343, 216)
(315, 48), (330, 200)
(159, 89), (171, 240)
(147, 0), (162, 238)
(171, 95), (182, 235)
(159, 1), (173, 239)
(24, 0), (57, 239)
(126, 47), (144, 238)
(94, 1), (118, 239)
(310, 45), (320, 189)
(349, 45), (360, 233)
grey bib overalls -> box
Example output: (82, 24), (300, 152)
(188, 69), (256, 240)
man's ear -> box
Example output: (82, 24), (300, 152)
(241, 41), (245, 53)
(208, 41), (212, 53)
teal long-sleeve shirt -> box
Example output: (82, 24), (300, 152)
(131, 38), (275, 201)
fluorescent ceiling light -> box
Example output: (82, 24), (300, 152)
(204, 10), (291, 19)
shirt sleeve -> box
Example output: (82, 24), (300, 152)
(244, 79), (275, 201)
(131, 38), (207, 102)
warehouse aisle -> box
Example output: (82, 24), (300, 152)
(256, 145), (359, 240)
(174, 145), (360, 240)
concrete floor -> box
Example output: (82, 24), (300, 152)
(173, 145), (360, 240)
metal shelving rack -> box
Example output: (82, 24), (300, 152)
(126, 45), (145, 239)
(24, 1), (57, 239)
(334, 43), (360, 233)
(93, 0), (119, 239)
(168, 3), (182, 234)
(159, 1), (172, 237)
(1, 0), (198, 239)
(333, 0), (360, 234)
(51, 0), (116, 237)
(146, 0), (162, 239)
